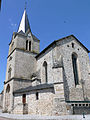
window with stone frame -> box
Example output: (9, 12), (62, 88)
(26, 40), (28, 50)
(72, 53), (79, 86)
(29, 41), (31, 51)
(6, 84), (10, 108)
(43, 61), (48, 83)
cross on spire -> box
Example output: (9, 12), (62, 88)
(25, 1), (27, 10)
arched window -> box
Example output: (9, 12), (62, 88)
(6, 84), (10, 109)
(8, 67), (12, 80)
(29, 41), (31, 51)
(26, 40), (28, 50)
(43, 61), (48, 83)
(72, 53), (79, 86)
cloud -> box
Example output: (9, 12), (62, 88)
(11, 23), (17, 27)
(8, 18), (17, 31)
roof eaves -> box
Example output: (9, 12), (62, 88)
(13, 84), (54, 94)
(36, 41), (56, 59)
(55, 34), (89, 53)
(36, 34), (89, 59)
(35, 35), (73, 59)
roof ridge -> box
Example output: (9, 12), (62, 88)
(36, 35), (89, 59)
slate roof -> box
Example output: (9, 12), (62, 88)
(18, 9), (31, 33)
(32, 34), (40, 42)
(13, 83), (54, 94)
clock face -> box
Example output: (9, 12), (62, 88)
(28, 32), (31, 37)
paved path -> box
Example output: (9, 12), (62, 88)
(0, 109), (89, 120)
(0, 117), (11, 120)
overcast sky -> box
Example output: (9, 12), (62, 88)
(0, 0), (90, 92)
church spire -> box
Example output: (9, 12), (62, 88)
(18, 8), (31, 33)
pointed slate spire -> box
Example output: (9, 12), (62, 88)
(18, 9), (31, 33)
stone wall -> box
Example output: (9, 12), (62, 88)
(73, 106), (90, 114)
(12, 94), (23, 114)
(0, 92), (3, 109)
(13, 79), (32, 92)
(36, 35), (90, 102)
(56, 36), (90, 101)
(27, 89), (54, 116)
(8, 33), (40, 56)
(13, 82), (69, 116)
(3, 80), (13, 112)
(6, 32), (40, 82)
(36, 45), (63, 84)
(13, 89), (54, 115)
(14, 50), (36, 79)
(5, 51), (16, 82)
(36, 46), (54, 84)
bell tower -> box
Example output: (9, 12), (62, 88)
(3, 8), (40, 113)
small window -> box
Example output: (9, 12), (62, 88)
(43, 61), (48, 83)
(29, 41), (31, 51)
(72, 43), (74, 48)
(26, 40), (28, 50)
(36, 92), (39, 100)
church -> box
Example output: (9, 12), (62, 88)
(1, 8), (90, 115)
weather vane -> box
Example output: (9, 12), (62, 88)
(25, 0), (27, 10)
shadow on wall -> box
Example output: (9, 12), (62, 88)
(63, 67), (70, 101)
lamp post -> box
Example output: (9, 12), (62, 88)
(83, 112), (85, 118)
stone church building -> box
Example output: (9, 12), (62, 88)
(1, 9), (90, 115)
